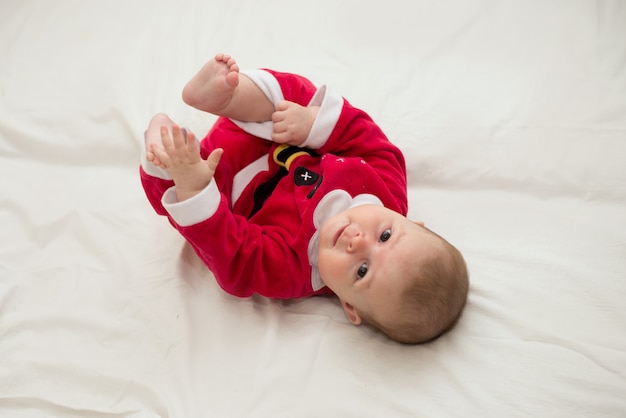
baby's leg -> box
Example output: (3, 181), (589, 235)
(182, 53), (274, 123)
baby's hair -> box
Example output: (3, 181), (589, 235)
(362, 226), (469, 344)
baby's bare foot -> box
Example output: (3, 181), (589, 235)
(145, 112), (175, 168)
(182, 53), (240, 114)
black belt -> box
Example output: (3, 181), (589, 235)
(249, 145), (316, 218)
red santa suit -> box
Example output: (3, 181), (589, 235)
(140, 69), (408, 298)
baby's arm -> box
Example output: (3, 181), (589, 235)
(271, 100), (319, 146)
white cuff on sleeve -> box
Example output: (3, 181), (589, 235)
(301, 85), (343, 149)
(228, 69), (343, 150)
(162, 180), (221, 227)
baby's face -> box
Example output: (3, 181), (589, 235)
(317, 204), (440, 325)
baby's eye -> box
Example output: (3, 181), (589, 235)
(379, 229), (392, 242)
(357, 263), (368, 280)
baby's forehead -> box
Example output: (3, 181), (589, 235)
(391, 225), (443, 268)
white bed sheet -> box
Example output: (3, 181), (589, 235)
(1, 0), (625, 417)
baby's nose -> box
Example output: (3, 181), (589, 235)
(345, 226), (365, 253)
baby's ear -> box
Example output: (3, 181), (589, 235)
(341, 300), (362, 325)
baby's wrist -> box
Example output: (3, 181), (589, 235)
(307, 106), (320, 122)
(175, 185), (206, 202)
(175, 190), (200, 202)
(295, 106), (319, 146)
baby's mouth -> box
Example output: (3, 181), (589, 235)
(333, 224), (348, 247)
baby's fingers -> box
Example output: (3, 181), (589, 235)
(160, 126), (174, 152)
(206, 148), (224, 175)
(170, 125), (188, 150)
(271, 131), (289, 144)
(271, 101), (291, 124)
(161, 125), (186, 152)
(275, 100), (292, 112)
(184, 130), (199, 154)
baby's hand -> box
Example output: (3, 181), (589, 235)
(271, 100), (319, 146)
(154, 125), (223, 202)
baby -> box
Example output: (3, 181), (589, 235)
(140, 54), (468, 344)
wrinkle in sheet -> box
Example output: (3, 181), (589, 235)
(0, 396), (147, 418)
(0, 273), (181, 417)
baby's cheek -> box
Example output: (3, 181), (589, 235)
(316, 251), (332, 278)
